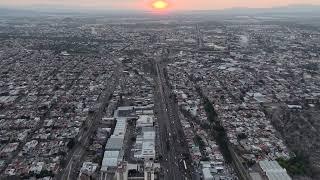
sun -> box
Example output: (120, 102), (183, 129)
(152, 0), (169, 10)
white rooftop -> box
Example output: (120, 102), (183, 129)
(143, 131), (155, 141)
(259, 160), (292, 180)
(101, 151), (120, 171)
(266, 171), (292, 180)
(136, 115), (154, 127)
(105, 135), (124, 151)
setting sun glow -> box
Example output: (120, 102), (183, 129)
(152, 0), (169, 10)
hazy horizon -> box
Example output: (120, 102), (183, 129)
(1, 0), (320, 11)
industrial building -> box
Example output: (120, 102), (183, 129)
(134, 131), (156, 160)
(200, 161), (233, 180)
(101, 113), (127, 179)
(136, 115), (154, 128)
(259, 160), (292, 180)
(100, 106), (158, 180)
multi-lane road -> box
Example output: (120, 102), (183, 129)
(57, 62), (121, 180)
(154, 50), (194, 180)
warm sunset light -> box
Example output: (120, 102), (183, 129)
(152, 0), (169, 10)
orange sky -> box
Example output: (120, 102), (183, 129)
(1, 0), (320, 10)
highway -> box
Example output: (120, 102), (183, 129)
(57, 84), (117, 180)
(153, 49), (193, 180)
(56, 62), (121, 180)
(196, 24), (203, 49)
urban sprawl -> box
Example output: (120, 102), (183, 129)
(0, 14), (319, 180)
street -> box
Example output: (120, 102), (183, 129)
(56, 67), (121, 180)
(153, 50), (193, 180)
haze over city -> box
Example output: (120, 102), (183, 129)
(0, 0), (320, 180)
(1, 0), (320, 10)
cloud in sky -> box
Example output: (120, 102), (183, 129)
(1, 0), (320, 10)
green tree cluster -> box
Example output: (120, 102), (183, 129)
(277, 154), (311, 176)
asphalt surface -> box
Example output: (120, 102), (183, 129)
(56, 63), (121, 180)
(154, 51), (194, 180)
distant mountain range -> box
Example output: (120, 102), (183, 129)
(0, 4), (320, 16)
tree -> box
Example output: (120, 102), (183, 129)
(67, 138), (76, 149)
(194, 135), (205, 150)
(276, 153), (311, 176)
(36, 170), (54, 178)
